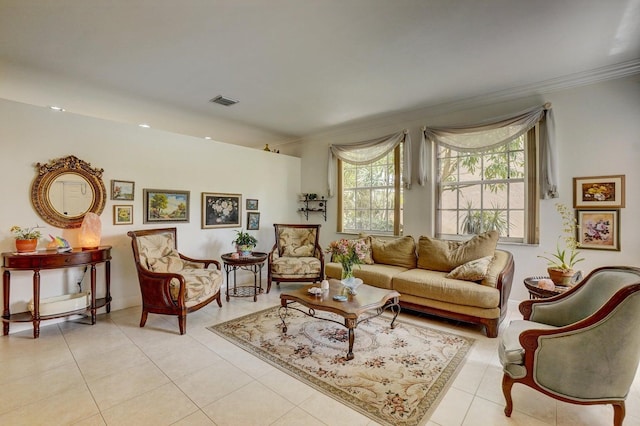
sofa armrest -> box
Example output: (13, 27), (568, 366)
(494, 250), (514, 322)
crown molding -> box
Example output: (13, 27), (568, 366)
(292, 59), (640, 143)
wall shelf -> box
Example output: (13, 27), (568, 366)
(298, 195), (327, 221)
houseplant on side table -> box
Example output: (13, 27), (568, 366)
(538, 203), (584, 285)
(233, 229), (257, 257)
(10, 225), (42, 253)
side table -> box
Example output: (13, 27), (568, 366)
(523, 276), (570, 299)
(221, 252), (268, 302)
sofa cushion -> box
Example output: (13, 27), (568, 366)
(370, 236), (417, 268)
(325, 262), (407, 290)
(393, 269), (500, 309)
(417, 231), (499, 272)
(353, 236), (374, 264)
(446, 256), (493, 281)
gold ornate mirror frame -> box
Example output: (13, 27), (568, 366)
(31, 155), (106, 228)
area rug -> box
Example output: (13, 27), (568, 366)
(208, 306), (475, 426)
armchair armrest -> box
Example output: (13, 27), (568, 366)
(135, 266), (187, 307)
(178, 253), (221, 270)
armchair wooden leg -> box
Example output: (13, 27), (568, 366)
(178, 315), (186, 335)
(502, 374), (515, 417)
(215, 291), (222, 307)
(612, 401), (625, 426)
(140, 310), (148, 328)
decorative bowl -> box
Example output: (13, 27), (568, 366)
(341, 277), (363, 295)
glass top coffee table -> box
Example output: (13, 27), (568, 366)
(279, 279), (400, 360)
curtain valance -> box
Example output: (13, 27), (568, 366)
(420, 105), (558, 199)
(327, 130), (411, 197)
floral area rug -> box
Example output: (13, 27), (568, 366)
(208, 306), (475, 426)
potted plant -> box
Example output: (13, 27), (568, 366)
(538, 203), (584, 285)
(10, 225), (42, 253)
(232, 229), (257, 256)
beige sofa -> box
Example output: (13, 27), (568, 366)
(325, 231), (514, 338)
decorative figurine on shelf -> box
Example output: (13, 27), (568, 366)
(48, 234), (71, 252)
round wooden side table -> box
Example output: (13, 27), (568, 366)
(221, 252), (268, 302)
(523, 276), (571, 299)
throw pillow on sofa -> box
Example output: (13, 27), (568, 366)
(370, 235), (417, 268)
(417, 230), (499, 272)
(446, 255), (494, 281)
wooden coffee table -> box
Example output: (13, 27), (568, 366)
(279, 279), (400, 360)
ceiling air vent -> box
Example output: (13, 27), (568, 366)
(209, 95), (238, 106)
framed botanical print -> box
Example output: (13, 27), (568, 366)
(573, 175), (625, 208)
(113, 205), (133, 225)
(246, 199), (259, 210)
(247, 212), (260, 230)
(202, 192), (241, 228)
(576, 209), (620, 251)
(143, 189), (190, 223)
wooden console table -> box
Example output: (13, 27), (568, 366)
(2, 246), (112, 338)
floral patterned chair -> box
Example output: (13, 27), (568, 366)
(267, 224), (324, 293)
(127, 228), (223, 334)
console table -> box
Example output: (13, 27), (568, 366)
(2, 246), (112, 338)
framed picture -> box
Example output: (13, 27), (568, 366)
(573, 175), (625, 208)
(202, 192), (241, 228)
(576, 210), (620, 251)
(247, 212), (260, 230)
(110, 180), (135, 200)
(143, 189), (190, 223)
(113, 205), (133, 225)
(246, 199), (259, 210)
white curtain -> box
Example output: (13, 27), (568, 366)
(327, 130), (411, 197)
(420, 105), (558, 198)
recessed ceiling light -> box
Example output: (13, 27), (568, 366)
(138, 123), (151, 128)
(209, 95), (238, 107)
(48, 105), (65, 112)
(204, 136), (212, 140)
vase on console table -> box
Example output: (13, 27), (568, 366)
(15, 239), (38, 253)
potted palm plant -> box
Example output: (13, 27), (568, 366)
(232, 229), (257, 257)
(538, 204), (584, 285)
(10, 225), (42, 253)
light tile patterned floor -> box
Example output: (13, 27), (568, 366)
(1, 283), (639, 425)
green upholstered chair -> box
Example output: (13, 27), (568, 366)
(499, 266), (640, 426)
(127, 228), (223, 334)
(267, 224), (324, 293)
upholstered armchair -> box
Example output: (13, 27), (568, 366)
(127, 228), (223, 334)
(267, 224), (324, 293)
(499, 266), (640, 426)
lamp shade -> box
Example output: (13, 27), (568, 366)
(79, 212), (101, 249)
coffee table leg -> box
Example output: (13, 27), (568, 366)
(345, 318), (356, 361)
(389, 297), (401, 329)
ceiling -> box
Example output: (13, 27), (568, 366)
(1, 0), (639, 147)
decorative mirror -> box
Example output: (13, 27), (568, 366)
(31, 155), (106, 228)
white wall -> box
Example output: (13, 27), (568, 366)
(0, 98), (301, 333)
(282, 75), (640, 301)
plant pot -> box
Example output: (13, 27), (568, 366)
(236, 244), (255, 257)
(15, 239), (38, 253)
(547, 267), (574, 286)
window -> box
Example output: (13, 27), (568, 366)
(338, 145), (403, 235)
(436, 128), (538, 243)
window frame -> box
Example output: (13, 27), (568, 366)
(435, 126), (539, 244)
(337, 144), (402, 236)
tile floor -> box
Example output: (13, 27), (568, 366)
(1, 283), (639, 425)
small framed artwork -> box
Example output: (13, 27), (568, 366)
(111, 180), (135, 200)
(113, 205), (133, 225)
(576, 209), (620, 251)
(573, 175), (625, 208)
(202, 192), (241, 228)
(143, 189), (190, 223)
(246, 199), (259, 210)
(247, 212), (260, 230)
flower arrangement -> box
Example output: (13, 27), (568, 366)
(10, 225), (42, 240)
(326, 239), (368, 279)
(538, 203), (584, 272)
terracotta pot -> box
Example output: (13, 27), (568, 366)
(15, 239), (38, 253)
(547, 267), (574, 286)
